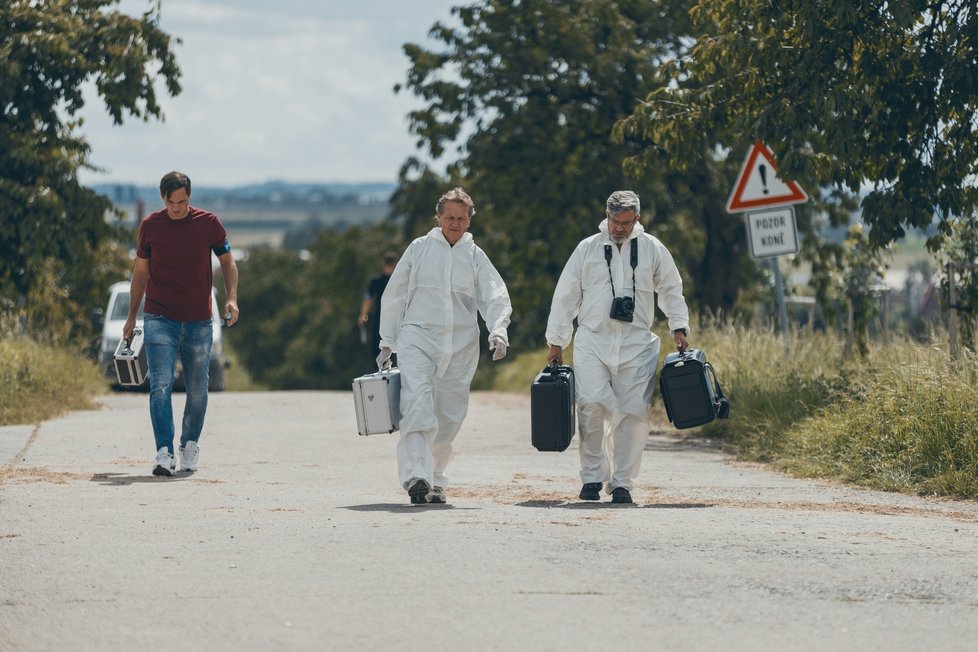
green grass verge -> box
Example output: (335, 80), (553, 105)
(694, 326), (978, 498)
(0, 337), (107, 426)
(696, 326), (978, 498)
(782, 345), (978, 497)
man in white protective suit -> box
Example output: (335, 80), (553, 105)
(545, 190), (690, 504)
(377, 187), (512, 505)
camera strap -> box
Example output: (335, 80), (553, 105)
(604, 238), (638, 297)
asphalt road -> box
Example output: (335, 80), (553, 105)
(1, 391), (977, 651)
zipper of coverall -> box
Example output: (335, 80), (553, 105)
(442, 237), (454, 368)
(607, 238), (626, 368)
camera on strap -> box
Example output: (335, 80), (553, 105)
(605, 238), (638, 323)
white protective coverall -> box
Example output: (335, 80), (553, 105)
(379, 227), (512, 489)
(545, 219), (689, 491)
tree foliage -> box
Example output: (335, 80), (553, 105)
(938, 217), (978, 351)
(393, 0), (766, 347)
(623, 0), (978, 249)
(0, 0), (181, 346)
(230, 225), (406, 390)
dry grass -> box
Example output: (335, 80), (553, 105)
(784, 342), (978, 497)
(698, 325), (978, 498)
(0, 336), (107, 426)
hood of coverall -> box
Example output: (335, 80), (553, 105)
(430, 226), (473, 248)
(598, 217), (646, 242)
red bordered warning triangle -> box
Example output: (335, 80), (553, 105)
(726, 140), (808, 213)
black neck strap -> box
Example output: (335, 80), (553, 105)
(604, 238), (638, 298)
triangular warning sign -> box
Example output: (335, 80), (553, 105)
(726, 140), (808, 213)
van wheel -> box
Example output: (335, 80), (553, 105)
(208, 359), (225, 392)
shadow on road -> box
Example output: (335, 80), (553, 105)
(643, 502), (713, 509)
(644, 434), (723, 452)
(340, 503), (480, 513)
(90, 472), (194, 485)
(516, 500), (633, 509)
(516, 500), (712, 509)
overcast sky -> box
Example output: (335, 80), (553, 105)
(77, 0), (459, 188)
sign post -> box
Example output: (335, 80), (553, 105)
(726, 141), (808, 336)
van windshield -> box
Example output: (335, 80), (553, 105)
(110, 292), (145, 321)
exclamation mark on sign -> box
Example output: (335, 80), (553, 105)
(759, 164), (769, 194)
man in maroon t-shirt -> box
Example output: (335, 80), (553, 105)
(123, 171), (240, 477)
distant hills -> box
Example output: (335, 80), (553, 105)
(90, 180), (395, 208)
(90, 181), (398, 243)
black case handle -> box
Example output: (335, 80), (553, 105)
(542, 359), (570, 380)
(705, 363), (730, 419)
(122, 327), (141, 355)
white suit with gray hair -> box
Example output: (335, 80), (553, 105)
(545, 195), (689, 493)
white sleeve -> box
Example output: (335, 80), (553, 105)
(475, 248), (512, 344)
(545, 243), (585, 347)
(378, 244), (413, 351)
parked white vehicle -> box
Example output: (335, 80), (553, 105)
(99, 281), (227, 391)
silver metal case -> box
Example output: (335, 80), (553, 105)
(113, 328), (148, 386)
(352, 368), (401, 435)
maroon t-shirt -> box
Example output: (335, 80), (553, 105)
(136, 206), (229, 322)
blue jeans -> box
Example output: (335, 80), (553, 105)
(143, 313), (213, 454)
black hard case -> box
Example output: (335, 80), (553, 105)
(659, 348), (729, 430)
(530, 363), (576, 452)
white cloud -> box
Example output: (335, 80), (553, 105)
(77, 0), (458, 187)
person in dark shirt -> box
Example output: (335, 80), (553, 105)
(358, 252), (398, 356)
(123, 171), (239, 477)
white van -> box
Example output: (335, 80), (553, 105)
(99, 281), (227, 391)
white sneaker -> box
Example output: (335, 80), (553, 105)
(179, 441), (199, 472)
(427, 486), (446, 504)
(153, 447), (174, 477)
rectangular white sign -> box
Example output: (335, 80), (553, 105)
(746, 207), (799, 259)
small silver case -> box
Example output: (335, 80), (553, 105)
(352, 368), (401, 435)
(113, 328), (148, 386)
